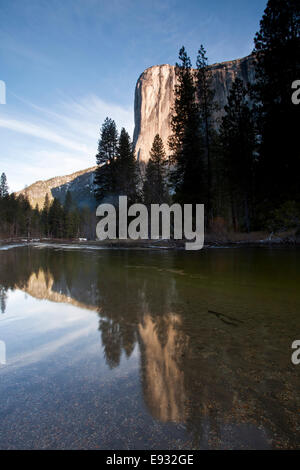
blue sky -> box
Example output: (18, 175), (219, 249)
(0, 0), (267, 191)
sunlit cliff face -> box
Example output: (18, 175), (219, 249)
(138, 313), (188, 423)
(133, 56), (255, 163)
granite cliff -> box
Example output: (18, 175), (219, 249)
(16, 166), (97, 210)
(16, 54), (255, 207)
(133, 54), (255, 163)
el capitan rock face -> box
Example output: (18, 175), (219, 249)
(133, 55), (255, 163)
(133, 64), (177, 164)
(16, 54), (255, 209)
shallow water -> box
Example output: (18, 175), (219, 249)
(0, 245), (299, 449)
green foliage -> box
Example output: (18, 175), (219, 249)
(62, 191), (80, 238)
(94, 119), (139, 205)
(0, 171), (96, 240)
(96, 117), (118, 165)
(115, 128), (139, 204)
(48, 198), (64, 238)
(220, 78), (256, 231)
(41, 194), (50, 237)
(0, 185), (40, 238)
(266, 201), (300, 232)
(94, 117), (119, 201)
(253, 0), (300, 205)
(165, 2), (298, 233)
(169, 46), (205, 205)
(0, 173), (9, 198)
(196, 45), (219, 224)
(64, 190), (74, 213)
(143, 134), (169, 205)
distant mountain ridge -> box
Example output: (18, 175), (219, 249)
(16, 166), (97, 210)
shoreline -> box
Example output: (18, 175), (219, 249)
(0, 234), (299, 251)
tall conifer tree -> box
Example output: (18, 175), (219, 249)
(0, 173), (9, 198)
(169, 47), (204, 205)
(48, 198), (64, 238)
(220, 78), (256, 232)
(196, 45), (218, 224)
(41, 194), (50, 237)
(94, 117), (118, 201)
(253, 0), (300, 205)
(116, 128), (138, 204)
(143, 134), (169, 205)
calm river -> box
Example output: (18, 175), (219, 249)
(0, 244), (299, 449)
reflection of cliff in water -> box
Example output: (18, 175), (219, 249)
(1, 246), (299, 448)
(25, 269), (96, 311)
(139, 313), (188, 423)
(0, 246), (101, 310)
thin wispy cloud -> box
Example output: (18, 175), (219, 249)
(0, 94), (134, 191)
(0, 116), (89, 153)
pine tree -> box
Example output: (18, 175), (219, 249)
(196, 45), (219, 224)
(23, 196), (32, 238)
(41, 194), (50, 237)
(94, 117), (118, 201)
(253, 0), (300, 205)
(32, 204), (41, 237)
(48, 198), (64, 238)
(63, 191), (75, 238)
(0, 190), (47, 238)
(64, 190), (73, 213)
(143, 134), (169, 205)
(80, 206), (95, 239)
(220, 78), (256, 232)
(115, 128), (138, 204)
(3, 194), (18, 237)
(69, 208), (80, 239)
(0, 173), (9, 236)
(0, 173), (9, 198)
(169, 47), (204, 205)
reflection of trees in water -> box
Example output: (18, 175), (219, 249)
(93, 259), (191, 425)
(95, 258), (181, 371)
(99, 318), (136, 369)
(0, 248), (35, 290)
(1, 247), (299, 448)
(95, 257), (300, 448)
(0, 248), (38, 313)
(94, 256), (143, 368)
